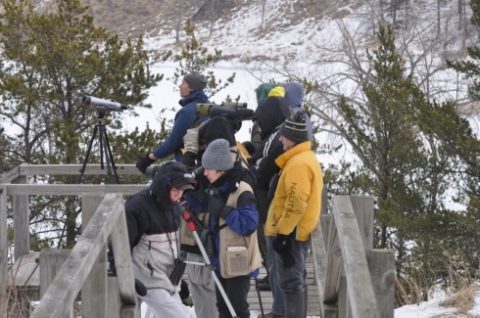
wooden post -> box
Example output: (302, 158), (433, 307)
(324, 212), (342, 304)
(349, 196), (374, 249)
(110, 200), (136, 315)
(311, 220), (328, 316)
(81, 195), (107, 318)
(39, 249), (72, 317)
(367, 249), (395, 318)
(333, 196), (379, 318)
(0, 186), (8, 318)
(13, 176), (30, 259)
(31, 194), (124, 318)
(106, 277), (121, 318)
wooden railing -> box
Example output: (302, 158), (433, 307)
(1, 164), (395, 318)
(31, 193), (136, 318)
(0, 164), (144, 318)
(311, 196), (395, 318)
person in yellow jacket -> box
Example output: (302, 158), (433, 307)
(264, 111), (323, 318)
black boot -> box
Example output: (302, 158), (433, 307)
(284, 291), (306, 318)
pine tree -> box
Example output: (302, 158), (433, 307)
(171, 19), (235, 98)
(0, 0), (161, 246)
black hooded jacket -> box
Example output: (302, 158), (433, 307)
(125, 162), (189, 248)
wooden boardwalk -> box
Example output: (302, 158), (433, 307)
(247, 252), (321, 316)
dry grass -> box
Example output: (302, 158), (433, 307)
(438, 284), (478, 315)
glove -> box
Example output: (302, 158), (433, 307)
(273, 234), (295, 269)
(207, 194), (231, 219)
(136, 154), (155, 174)
(273, 234), (291, 254)
(183, 128), (199, 154)
(135, 279), (147, 296)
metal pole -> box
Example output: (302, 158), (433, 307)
(182, 212), (238, 318)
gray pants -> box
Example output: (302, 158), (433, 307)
(186, 253), (218, 318)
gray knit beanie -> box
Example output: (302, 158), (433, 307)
(183, 72), (207, 91)
(280, 111), (309, 144)
(202, 139), (234, 171)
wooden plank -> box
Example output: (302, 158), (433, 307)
(17, 164), (141, 177)
(9, 252), (40, 287)
(31, 193), (124, 318)
(0, 165), (20, 184)
(333, 196), (379, 318)
(350, 196), (374, 249)
(323, 210), (341, 304)
(39, 249), (72, 317)
(311, 220), (327, 315)
(4, 184), (146, 196)
(110, 205), (136, 306)
(13, 175), (30, 259)
(0, 186), (8, 318)
(367, 249), (395, 318)
(81, 195), (107, 318)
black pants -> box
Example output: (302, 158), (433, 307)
(216, 274), (251, 318)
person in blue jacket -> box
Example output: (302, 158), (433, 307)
(136, 71), (209, 173)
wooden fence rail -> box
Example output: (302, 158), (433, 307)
(312, 195), (395, 318)
(30, 194), (136, 318)
(1, 164), (395, 318)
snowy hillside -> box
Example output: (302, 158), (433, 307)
(117, 1), (480, 317)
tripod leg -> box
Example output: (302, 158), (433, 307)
(99, 124), (105, 170)
(102, 125), (120, 184)
(78, 125), (99, 183)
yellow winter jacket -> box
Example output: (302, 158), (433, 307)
(264, 141), (323, 241)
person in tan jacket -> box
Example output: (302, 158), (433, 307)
(264, 111), (324, 318)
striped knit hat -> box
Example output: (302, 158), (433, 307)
(279, 111), (309, 143)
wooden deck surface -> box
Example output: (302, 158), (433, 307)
(247, 251), (321, 316)
(11, 251), (321, 316)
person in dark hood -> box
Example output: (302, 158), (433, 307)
(136, 72), (209, 174)
(126, 161), (196, 318)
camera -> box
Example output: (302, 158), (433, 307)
(196, 102), (254, 121)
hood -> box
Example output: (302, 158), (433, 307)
(179, 90), (208, 107)
(199, 116), (236, 147)
(255, 83), (276, 107)
(282, 82), (305, 108)
(254, 96), (290, 138)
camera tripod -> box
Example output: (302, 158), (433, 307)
(78, 108), (119, 183)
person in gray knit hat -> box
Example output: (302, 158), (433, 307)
(279, 110), (309, 146)
(202, 138), (234, 171)
(198, 137), (261, 318)
(183, 71), (207, 92)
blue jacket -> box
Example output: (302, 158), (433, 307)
(153, 90), (209, 160)
(185, 170), (259, 277)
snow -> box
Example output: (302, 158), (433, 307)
(124, 0), (480, 316)
(3, 0), (479, 316)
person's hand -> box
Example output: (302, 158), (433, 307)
(183, 128), (199, 154)
(136, 154), (155, 174)
(273, 234), (295, 269)
(207, 194), (231, 218)
(273, 234), (291, 253)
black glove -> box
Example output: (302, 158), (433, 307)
(207, 194), (231, 218)
(273, 234), (291, 253)
(135, 279), (147, 296)
(136, 154), (155, 174)
(273, 234), (295, 269)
